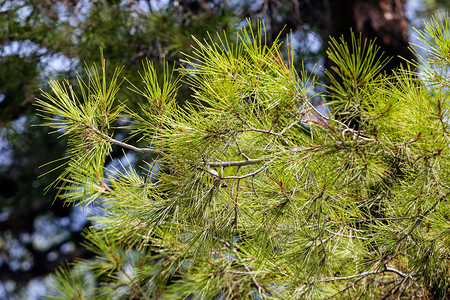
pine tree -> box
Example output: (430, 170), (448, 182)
(36, 13), (449, 299)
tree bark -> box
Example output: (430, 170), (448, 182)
(326, 0), (414, 72)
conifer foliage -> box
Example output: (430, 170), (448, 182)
(36, 14), (449, 299)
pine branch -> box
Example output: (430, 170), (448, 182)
(89, 126), (167, 156)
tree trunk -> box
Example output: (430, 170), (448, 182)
(326, 0), (414, 72)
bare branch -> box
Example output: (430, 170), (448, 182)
(90, 126), (166, 156)
(320, 266), (411, 282)
(221, 164), (269, 180)
(235, 138), (250, 160)
(325, 228), (370, 240)
(206, 158), (266, 168)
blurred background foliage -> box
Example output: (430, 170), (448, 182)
(0, 0), (448, 298)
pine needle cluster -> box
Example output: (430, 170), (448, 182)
(36, 14), (449, 299)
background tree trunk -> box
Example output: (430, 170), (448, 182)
(326, 0), (414, 72)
